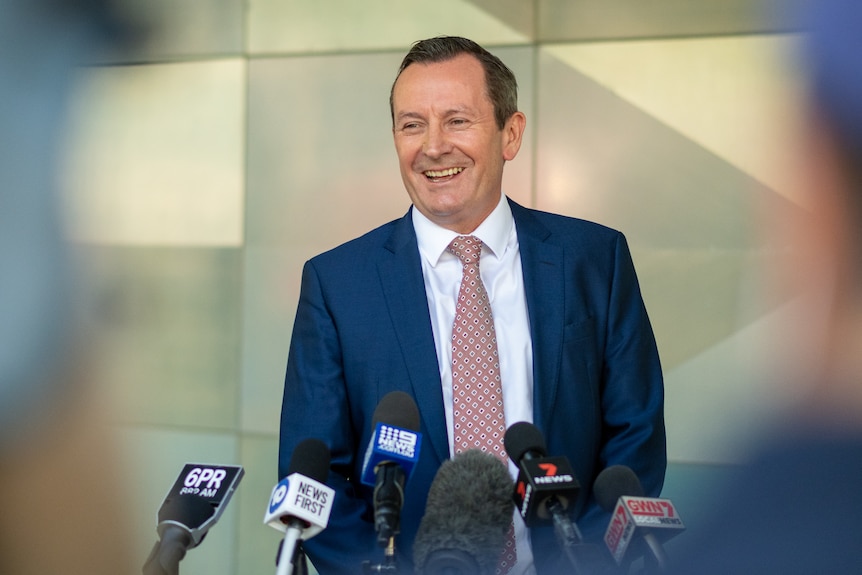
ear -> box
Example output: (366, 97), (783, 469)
(501, 111), (526, 161)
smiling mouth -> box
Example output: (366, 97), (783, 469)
(423, 167), (464, 181)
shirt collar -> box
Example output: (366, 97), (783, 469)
(412, 193), (513, 266)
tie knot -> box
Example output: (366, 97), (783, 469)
(447, 235), (483, 266)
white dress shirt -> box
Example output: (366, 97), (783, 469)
(412, 193), (537, 575)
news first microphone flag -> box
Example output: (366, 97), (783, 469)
(265, 473), (335, 539)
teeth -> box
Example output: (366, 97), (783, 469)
(424, 167), (463, 178)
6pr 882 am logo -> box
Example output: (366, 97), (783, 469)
(180, 467), (229, 497)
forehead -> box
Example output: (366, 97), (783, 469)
(392, 54), (490, 114)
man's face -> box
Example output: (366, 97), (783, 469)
(391, 54), (525, 233)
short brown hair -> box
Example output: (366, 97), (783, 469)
(390, 36), (519, 130)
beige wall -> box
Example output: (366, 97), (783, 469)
(58, 1), (806, 573)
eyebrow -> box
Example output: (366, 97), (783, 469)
(395, 106), (474, 123)
(395, 111), (425, 123)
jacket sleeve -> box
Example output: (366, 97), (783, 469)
(279, 259), (380, 574)
(581, 232), (667, 539)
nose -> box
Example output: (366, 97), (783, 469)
(422, 123), (450, 159)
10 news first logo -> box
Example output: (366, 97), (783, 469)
(604, 496), (685, 565)
(360, 423), (421, 486)
(264, 473), (335, 538)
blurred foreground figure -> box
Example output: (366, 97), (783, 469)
(671, 0), (862, 572)
(0, 1), (138, 573)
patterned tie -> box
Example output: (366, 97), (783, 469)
(448, 235), (517, 574)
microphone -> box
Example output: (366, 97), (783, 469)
(360, 391), (422, 549)
(504, 422), (614, 575)
(594, 465), (685, 572)
(264, 438), (335, 575)
(504, 421), (580, 532)
(143, 463), (244, 575)
(413, 449), (515, 575)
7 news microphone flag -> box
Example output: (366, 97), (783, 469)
(504, 422), (617, 575)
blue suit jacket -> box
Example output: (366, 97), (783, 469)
(279, 198), (666, 574)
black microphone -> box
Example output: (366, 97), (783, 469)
(594, 465), (684, 573)
(504, 422), (615, 575)
(413, 449), (515, 575)
(360, 391), (423, 549)
(265, 438), (334, 575)
(504, 422), (581, 534)
(143, 464), (244, 575)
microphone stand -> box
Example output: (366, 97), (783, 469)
(362, 537), (399, 573)
(274, 527), (310, 575)
(276, 527), (302, 575)
(143, 527), (192, 575)
(373, 464), (405, 545)
(293, 542), (309, 575)
(363, 463), (404, 573)
(629, 535), (669, 575)
(547, 498), (618, 575)
(547, 497), (586, 574)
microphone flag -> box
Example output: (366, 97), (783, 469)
(604, 496), (685, 565)
(264, 473), (335, 539)
(360, 420), (421, 487)
(157, 463), (244, 547)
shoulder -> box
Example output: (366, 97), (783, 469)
(508, 198), (625, 248)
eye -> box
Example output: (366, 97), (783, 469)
(399, 121), (422, 133)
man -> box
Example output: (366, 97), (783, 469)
(279, 36), (665, 575)
(668, 0), (862, 572)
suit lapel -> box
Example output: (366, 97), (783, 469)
(377, 209), (449, 464)
(509, 199), (565, 433)
(374, 202), (565, 462)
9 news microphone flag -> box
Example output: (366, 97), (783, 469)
(360, 391), (422, 547)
